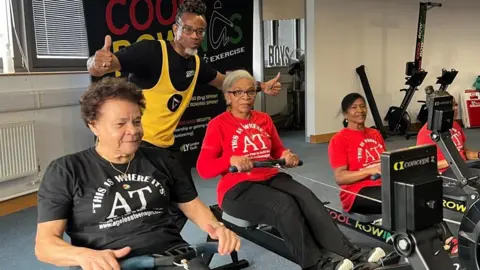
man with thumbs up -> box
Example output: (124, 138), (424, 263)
(87, 0), (282, 232)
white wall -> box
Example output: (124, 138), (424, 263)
(253, 0), (264, 111)
(263, 0), (305, 20)
(306, 0), (480, 136)
(0, 73), (92, 202)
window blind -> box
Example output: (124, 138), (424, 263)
(32, 0), (89, 59)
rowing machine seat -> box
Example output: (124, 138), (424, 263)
(342, 211), (382, 224)
(222, 212), (256, 228)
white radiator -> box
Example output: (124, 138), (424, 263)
(0, 121), (38, 183)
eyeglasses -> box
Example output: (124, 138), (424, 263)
(177, 23), (206, 37)
(227, 90), (257, 97)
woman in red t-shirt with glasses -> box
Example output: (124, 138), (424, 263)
(328, 93), (385, 215)
(197, 71), (386, 270)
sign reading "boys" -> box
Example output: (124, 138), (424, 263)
(268, 45), (290, 67)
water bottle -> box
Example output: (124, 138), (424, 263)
(2, 42), (15, 73)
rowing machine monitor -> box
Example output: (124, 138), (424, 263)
(436, 69), (459, 91)
(381, 144), (441, 232)
(405, 70), (428, 88)
(415, 69), (459, 127)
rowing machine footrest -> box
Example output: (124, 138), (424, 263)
(341, 211), (382, 223)
(222, 212), (256, 228)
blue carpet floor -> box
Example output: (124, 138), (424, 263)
(1, 128), (479, 270)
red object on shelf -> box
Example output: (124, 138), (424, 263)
(461, 90), (480, 128)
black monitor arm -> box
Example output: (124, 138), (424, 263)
(427, 93), (480, 202)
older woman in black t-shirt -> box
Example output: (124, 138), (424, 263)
(34, 77), (240, 270)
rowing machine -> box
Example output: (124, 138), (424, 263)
(205, 94), (480, 269)
(384, 70), (428, 137)
(427, 91), (480, 203)
(333, 92), (480, 269)
(379, 91), (480, 270)
(208, 151), (465, 269)
(385, 2), (441, 138)
(381, 143), (455, 269)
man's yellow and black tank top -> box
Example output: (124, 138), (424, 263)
(115, 39), (218, 148)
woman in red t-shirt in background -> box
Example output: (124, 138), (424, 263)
(197, 70), (386, 270)
(328, 93), (385, 215)
(416, 94), (480, 182)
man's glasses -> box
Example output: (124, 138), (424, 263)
(227, 90), (257, 97)
(177, 23), (205, 37)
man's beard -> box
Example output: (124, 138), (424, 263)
(174, 34), (198, 56)
(185, 47), (198, 56)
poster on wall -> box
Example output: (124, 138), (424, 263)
(82, 0), (254, 167)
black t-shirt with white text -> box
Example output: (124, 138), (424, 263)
(37, 147), (198, 257)
(115, 40), (217, 90)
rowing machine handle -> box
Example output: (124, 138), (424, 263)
(120, 256), (154, 269)
(371, 173), (381, 180)
(118, 243), (219, 269)
(229, 159), (304, 173)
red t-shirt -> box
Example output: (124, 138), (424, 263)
(328, 128), (385, 212)
(416, 121), (467, 173)
(196, 111), (287, 207)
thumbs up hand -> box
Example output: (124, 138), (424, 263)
(102, 35), (112, 51)
(262, 72), (282, 96)
(91, 35), (114, 73)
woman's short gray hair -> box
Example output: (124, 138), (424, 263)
(222, 69), (255, 92)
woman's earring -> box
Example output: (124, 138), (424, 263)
(95, 136), (99, 146)
(343, 118), (348, 128)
